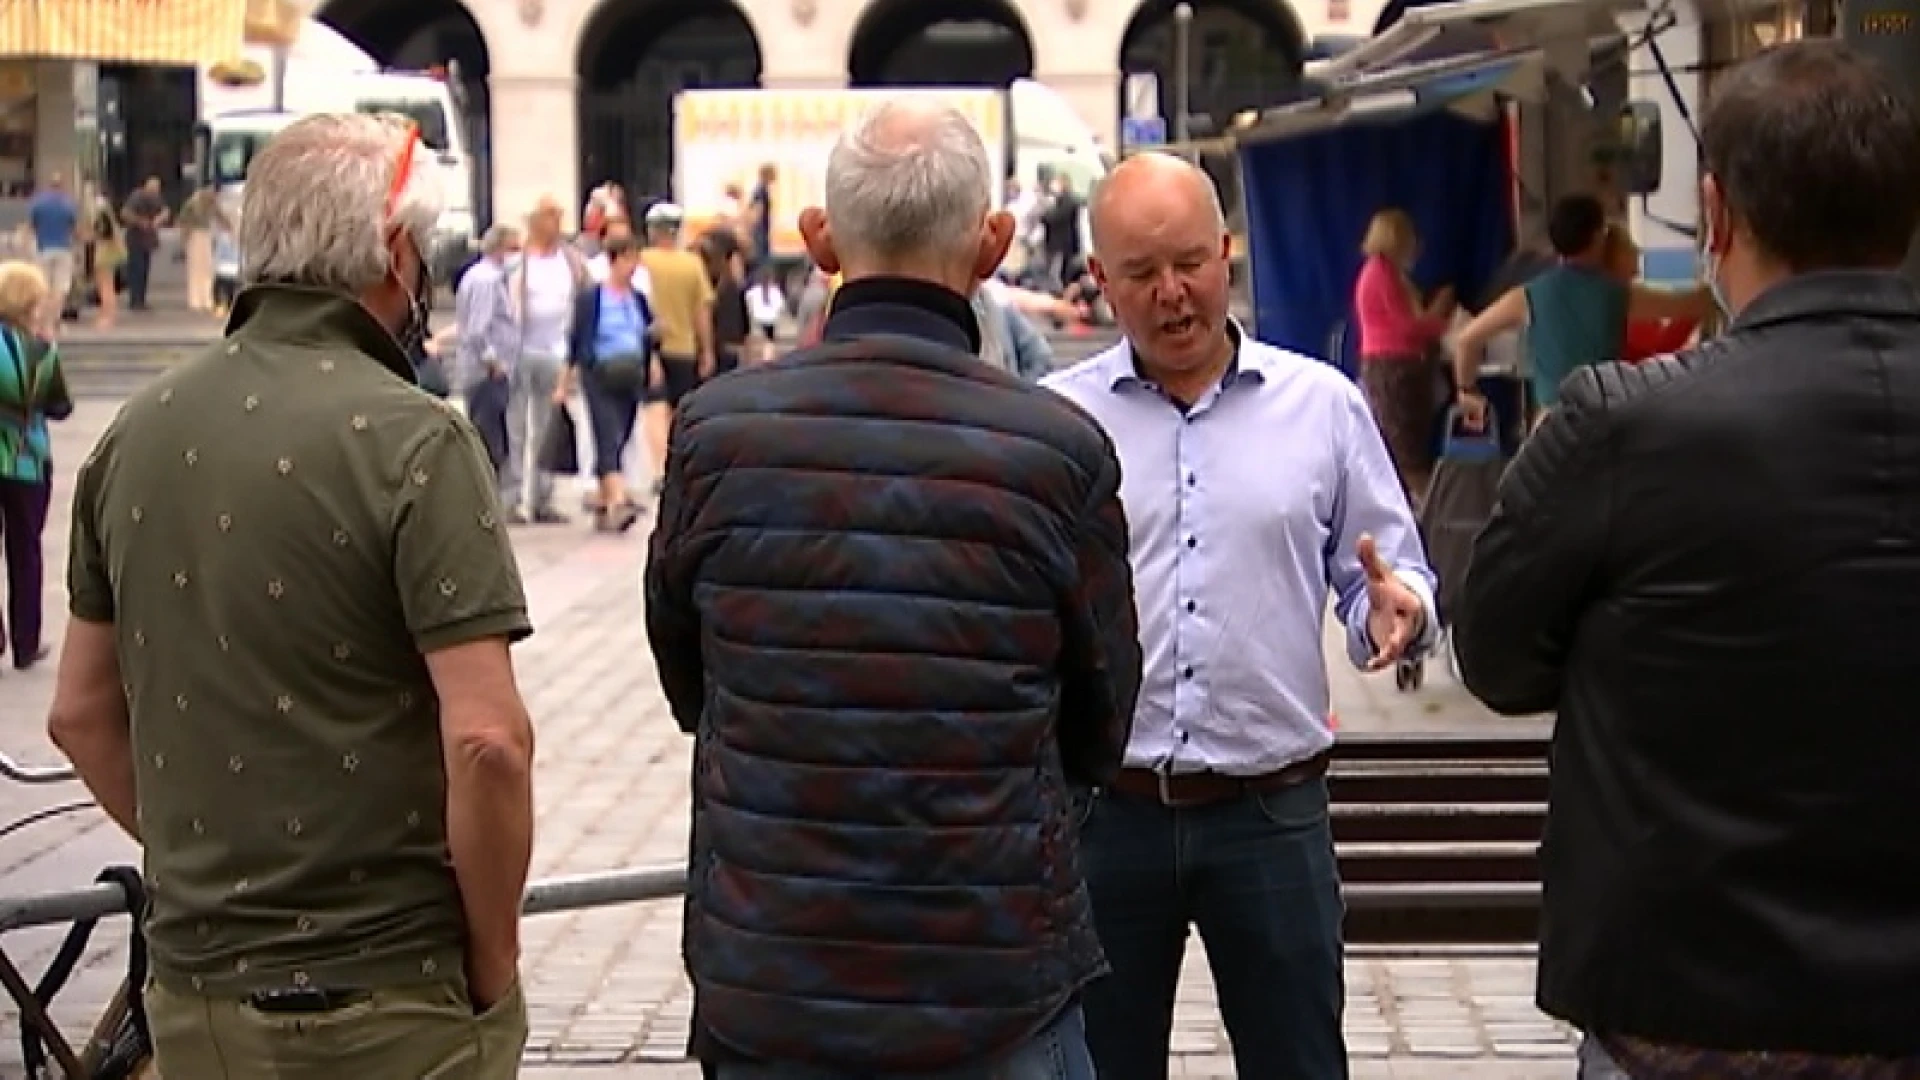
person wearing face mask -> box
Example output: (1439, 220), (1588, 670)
(1452, 40), (1920, 1079)
(647, 98), (1140, 1078)
(48, 113), (537, 1079)
(1043, 152), (1436, 1080)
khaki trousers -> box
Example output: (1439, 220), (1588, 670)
(147, 978), (527, 1079)
(184, 231), (214, 312)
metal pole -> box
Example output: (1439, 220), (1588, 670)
(270, 45), (289, 112)
(1173, 3), (1194, 147)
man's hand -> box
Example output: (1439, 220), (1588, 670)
(698, 352), (716, 379)
(550, 377), (569, 405)
(650, 359), (666, 390)
(466, 948), (519, 1013)
(1359, 533), (1426, 672)
(1456, 390), (1490, 433)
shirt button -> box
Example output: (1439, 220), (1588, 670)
(1182, 666), (1195, 680)
(1186, 599), (1197, 613)
(1186, 536), (1197, 549)
(1187, 473), (1197, 486)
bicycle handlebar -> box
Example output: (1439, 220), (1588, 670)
(0, 750), (76, 785)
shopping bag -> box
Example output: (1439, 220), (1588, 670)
(539, 402), (580, 475)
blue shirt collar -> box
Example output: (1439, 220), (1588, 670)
(1106, 318), (1266, 396)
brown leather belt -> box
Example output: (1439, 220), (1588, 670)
(1108, 751), (1331, 808)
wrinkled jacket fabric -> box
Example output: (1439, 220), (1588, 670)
(645, 280), (1141, 1073)
(1454, 271), (1920, 1055)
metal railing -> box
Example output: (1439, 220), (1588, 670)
(0, 751), (76, 787)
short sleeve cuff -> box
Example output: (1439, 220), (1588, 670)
(413, 608), (533, 655)
(68, 595), (115, 624)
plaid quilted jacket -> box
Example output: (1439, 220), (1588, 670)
(645, 281), (1141, 1073)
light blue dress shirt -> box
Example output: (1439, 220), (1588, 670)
(454, 257), (519, 388)
(1043, 328), (1438, 776)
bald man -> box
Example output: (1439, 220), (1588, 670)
(1043, 153), (1438, 1080)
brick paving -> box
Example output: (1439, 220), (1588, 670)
(1, 398), (1568, 1077)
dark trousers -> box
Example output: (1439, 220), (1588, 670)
(466, 373), (511, 477)
(582, 371), (642, 478)
(0, 477), (51, 665)
(1078, 778), (1348, 1080)
(125, 245), (153, 308)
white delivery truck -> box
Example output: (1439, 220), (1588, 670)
(195, 21), (482, 280)
(673, 80), (1111, 284)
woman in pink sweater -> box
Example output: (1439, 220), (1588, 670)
(1353, 209), (1456, 504)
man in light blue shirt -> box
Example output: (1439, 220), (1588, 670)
(454, 224), (521, 474)
(1043, 152), (1437, 1080)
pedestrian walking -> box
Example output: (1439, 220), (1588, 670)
(118, 176), (169, 311)
(1043, 152), (1438, 1080)
(503, 194), (589, 524)
(1452, 39), (1920, 1078)
(456, 223), (523, 475)
(646, 98), (1142, 1079)
(25, 172), (79, 334)
(47, 113), (537, 1079)
(0, 260), (70, 673)
(564, 231), (652, 532)
(176, 183), (231, 316)
(635, 201), (712, 495)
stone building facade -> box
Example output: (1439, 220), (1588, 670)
(299, 0), (1391, 226)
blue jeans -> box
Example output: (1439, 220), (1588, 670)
(714, 1005), (1094, 1080)
(1078, 778), (1347, 1080)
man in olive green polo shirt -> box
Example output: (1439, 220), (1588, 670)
(47, 112), (537, 1078)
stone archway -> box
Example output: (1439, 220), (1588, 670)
(1118, 0), (1306, 136)
(846, 0), (1036, 88)
(575, 0), (764, 209)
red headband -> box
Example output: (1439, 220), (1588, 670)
(385, 123), (420, 222)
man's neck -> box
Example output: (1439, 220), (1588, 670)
(528, 239), (560, 256)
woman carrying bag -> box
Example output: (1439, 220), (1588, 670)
(560, 232), (654, 534)
(0, 261), (72, 672)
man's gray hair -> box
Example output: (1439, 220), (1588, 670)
(240, 113), (444, 292)
(825, 99), (990, 263)
(480, 223), (519, 255)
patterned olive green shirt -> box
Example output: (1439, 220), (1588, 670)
(68, 285), (532, 995)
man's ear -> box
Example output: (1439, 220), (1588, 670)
(1087, 255), (1109, 293)
(799, 207), (840, 275)
(974, 209), (1016, 281)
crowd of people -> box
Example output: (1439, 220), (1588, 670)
(14, 34), (1920, 1080)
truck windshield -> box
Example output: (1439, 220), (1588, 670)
(355, 100), (451, 152)
(210, 131), (278, 187)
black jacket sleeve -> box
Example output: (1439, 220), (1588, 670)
(1056, 435), (1142, 786)
(645, 407), (704, 733)
(567, 287), (599, 369)
(1453, 366), (1614, 714)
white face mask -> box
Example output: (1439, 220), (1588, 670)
(1701, 220), (1732, 320)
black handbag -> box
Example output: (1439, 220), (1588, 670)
(539, 402), (580, 475)
(592, 351), (649, 397)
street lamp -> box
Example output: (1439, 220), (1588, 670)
(1173, 2), (1194, 146)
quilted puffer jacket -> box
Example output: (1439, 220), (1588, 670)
(645, 278), (1141, 1073)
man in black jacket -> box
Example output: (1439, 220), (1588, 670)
(1453, 40), (1920, 1079)
(644, 98), (1141, 1079)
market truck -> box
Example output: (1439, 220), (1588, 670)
(673, 80), (1110, 289)
(194, 19), (483, 281)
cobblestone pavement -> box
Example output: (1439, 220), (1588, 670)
(1, 399), (1566, 1077)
